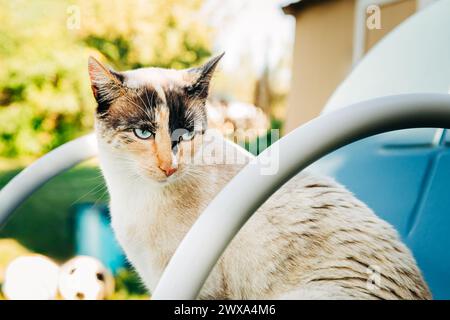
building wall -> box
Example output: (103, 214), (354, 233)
(285, 0), (356, 133)
(365, 0), (417, 52)
(284, 0), (419, 133)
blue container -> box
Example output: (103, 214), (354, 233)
(73, 203), (126, 274)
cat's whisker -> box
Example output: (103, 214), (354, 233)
(122, 93), (153, 122)
(133, 89), (154, 121)
(144, 88), (155, 120)
(71, 182), (108, 206)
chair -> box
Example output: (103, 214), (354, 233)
(1, 1), (450, 300)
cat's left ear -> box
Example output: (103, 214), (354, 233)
(88, 56), (124, 113)
(187, 52), (225, 99)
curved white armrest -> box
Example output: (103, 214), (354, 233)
(0, 134), (98, 225)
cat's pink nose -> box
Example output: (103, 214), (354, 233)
(162, 167), (177, 177)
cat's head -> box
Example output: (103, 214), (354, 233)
(89, 54), (224, 184)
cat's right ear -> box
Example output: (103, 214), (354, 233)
(88, 56), (124, 113)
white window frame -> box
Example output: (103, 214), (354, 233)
(353, 0), (437, 64)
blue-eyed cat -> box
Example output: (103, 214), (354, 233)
(90, 54), (431, 299)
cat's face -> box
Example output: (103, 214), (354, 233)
(89, 54), (223, 184)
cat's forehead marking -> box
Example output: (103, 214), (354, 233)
(155, 105), (169, 123)
(123, 68), (190, 89)
(96, 66), (207, 134)
(123, 68), (193, 111)
(154, 85), (167, 107)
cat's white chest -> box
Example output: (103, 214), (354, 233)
(109, 192), (169, 292)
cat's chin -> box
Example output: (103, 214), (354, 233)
(153, 178), (174, 185)
(146, 171), (184, 186)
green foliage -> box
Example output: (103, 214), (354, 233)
(0, 0), (212, 159)
(0, 164), (108, 260)
(112, 268), (148, 299)
(245, 118), (283, 155)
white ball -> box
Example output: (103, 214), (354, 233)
(3, 255), (60, 300)
(58, 256), (114, 300)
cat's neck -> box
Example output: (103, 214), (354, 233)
(98, 133), (252, 221)
(102, 160), (208, 210)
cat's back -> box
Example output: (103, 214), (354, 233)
(195, 139), (430, 299)
(218, 172), (431, 300)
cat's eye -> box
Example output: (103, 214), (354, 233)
(133, 128), (153, 140)
(181, 131), (195, 141)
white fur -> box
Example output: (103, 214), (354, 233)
(123, 68), (186, 89)
(97, 130), (250, 293)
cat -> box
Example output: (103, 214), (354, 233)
(89, 54), (431, 299)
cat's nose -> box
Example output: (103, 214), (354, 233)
(158, 151), (178, 177)
(161, 166), (177, 177)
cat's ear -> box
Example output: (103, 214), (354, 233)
(186, 52), (224, 99)
(88, 56), (124, 112)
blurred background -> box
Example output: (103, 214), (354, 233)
(0, 0), (434, 299)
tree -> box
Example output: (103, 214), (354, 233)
(0, 0), (212, 159)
